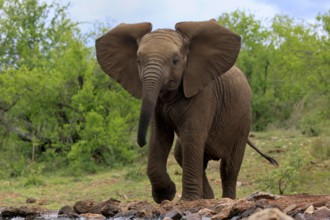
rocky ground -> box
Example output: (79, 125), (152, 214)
(1, 192), (330, 219)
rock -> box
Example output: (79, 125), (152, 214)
(80, 213), (105, 219)
(252, 207), (263, 214)
(294, 213), (306, 220)
(58, 205), (79, 218)
(73, 200), (95, 214)
(317, 206), (330, 211)
(211, 201), (239, 220)
(105, 198), (120, 205)
(230, 199), (255, 216)
(26, 198), (37, 204)
(113, 210), (136, 219)
(73, 199), (105, 214)
(1, 208), (22, 218)
(284, 204), (298, 214)
(58, 205), (73, 214)
(164, 209), (183, 220)
(0, 206), (42, 219)
(100, 203), (121, 218)
(255, 198), (270, 208)
(213, 200), (234, 213)
(185, 212), (201, 220)
(240, 207), (259, 218)
(127, 200), (156, 218)
(304, 205), (315, 214)
(211, 212), (230, 220)
(305, 206), (330, 219)
(247, 192), (281, 201)
(326, 202), (330, 209)
(247, 208), (294, 220)
(20, 194), (328, 220)
(211, 199), (255, 219)
(211, 204), (234, 219)
(100, 198), (121, 218)
(198, 208), (215, 216)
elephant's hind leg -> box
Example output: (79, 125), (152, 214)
(174, 141), (214, 199)
(219, 140), (246, 199)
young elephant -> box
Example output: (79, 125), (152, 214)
(96, 20), (277, 203)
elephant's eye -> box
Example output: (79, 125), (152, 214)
(172, 57), (179, 66)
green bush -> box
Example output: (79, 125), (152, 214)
(0, 0), (141, 177)
(23, 162), (45, 186)
(258, 145), (311, 194)
(1, 3), (329, 178)
(310, 137), (330, 161)
(290, 93), (330, 136)
(219, 11), (330, 132)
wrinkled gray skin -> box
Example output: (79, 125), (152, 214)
(96, 20), (275, 203)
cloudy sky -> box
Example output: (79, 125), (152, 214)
(66, 0), (329, 31)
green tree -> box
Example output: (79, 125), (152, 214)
(0, 0), (141, 177)
(218, 11), (276, 130)
(259, 145), (311, 194)
(218, 10), (329, 132)
(0, 0), (76, 70)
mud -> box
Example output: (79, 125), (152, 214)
(1, 193), (330, 219)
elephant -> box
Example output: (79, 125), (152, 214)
(95, 20), (278, 203)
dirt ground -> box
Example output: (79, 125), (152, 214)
(1, 192), (330, 219)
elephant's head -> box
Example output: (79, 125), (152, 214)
(96, 20), (241, 147)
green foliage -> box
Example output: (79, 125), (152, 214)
(218, 10), (330, 132)
(0, 0), (76, 70)
(0, 0), (140, 178)
(258, 145), (312, 194)
(0, 1), (329, 179)
(23, 162), (45, 186)
(310, 137), (330, 161)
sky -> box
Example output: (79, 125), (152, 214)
(64, 0), (330, 32)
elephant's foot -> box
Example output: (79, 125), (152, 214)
(203, 186), (215, 199)
(180, 193), (203, 201)
(180, 189), (214, 200)
(152, 181), (176, 204)
(221, 186), (236, 199)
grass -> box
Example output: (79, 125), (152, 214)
(0, 130), (329, 210)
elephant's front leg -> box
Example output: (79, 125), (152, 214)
(175, 141), (214, 199)
(180, 133), (207, 200)
(147, 117), (175, 204)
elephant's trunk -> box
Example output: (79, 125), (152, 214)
(137, 67), (164, 147)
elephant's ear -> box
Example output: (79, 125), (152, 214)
(175, 20), (241, 98)
(95, 22), (152, 99)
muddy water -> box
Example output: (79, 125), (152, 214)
(0, 209), (69, 220)
(2, 213), (97, 220)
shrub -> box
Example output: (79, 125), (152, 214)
(258, 145), (311, 194)
(310, 137), (330, 161)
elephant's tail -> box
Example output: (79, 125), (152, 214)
(247, 138), (279, 166)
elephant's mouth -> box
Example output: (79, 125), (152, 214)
(167, 80), (179, 91)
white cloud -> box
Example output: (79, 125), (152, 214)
(65, 0), (326, 32)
